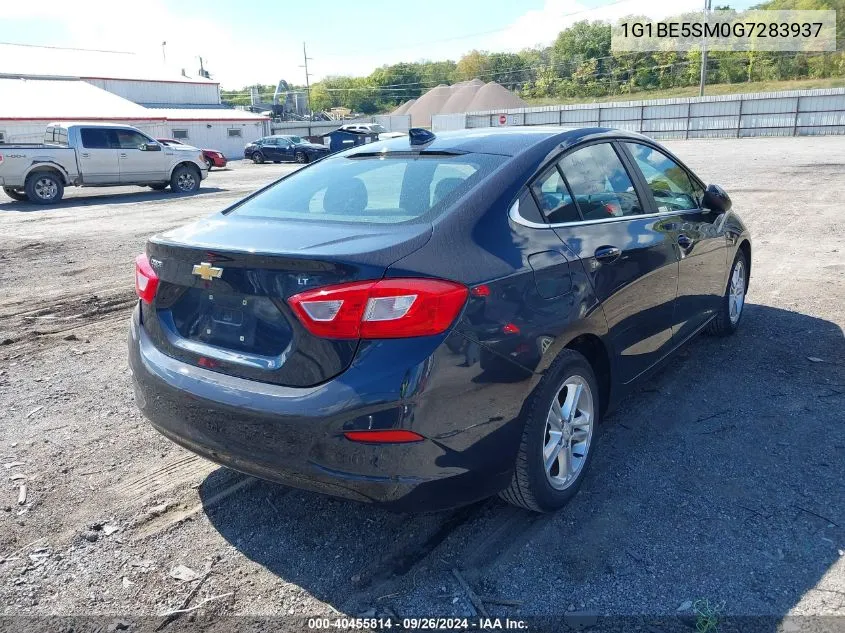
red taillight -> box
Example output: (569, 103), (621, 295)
(288, 278), (468, 340)
(343, 430), (424, 443)
(135, 254), (160, 304)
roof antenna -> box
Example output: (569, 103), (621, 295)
(408, 128), (435, 146)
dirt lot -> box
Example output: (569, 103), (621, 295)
(1, 141), (843, 628)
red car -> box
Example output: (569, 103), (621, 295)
(157, 139), (227, 170)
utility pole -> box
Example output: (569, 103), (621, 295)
(300, 42), (313, 136)
(699, 0), (712, 97)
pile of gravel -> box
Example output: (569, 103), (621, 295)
(393, 81), (528, 128)
(392, 98), (416, 116)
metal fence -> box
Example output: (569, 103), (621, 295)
(432, 88), (845, 139)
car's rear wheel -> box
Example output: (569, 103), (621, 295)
(500, 349), (599, 513)
(295, 151), (308, 164)
(24, 171), (64, 205)
(170, 165), (201, 194)
(252, 152), (265, 164)
(205, 157), (214, 171)
(706, 249), (748, 336)
(3, 187), (29, 202)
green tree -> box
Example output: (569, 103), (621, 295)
(455, 50), (492, 81)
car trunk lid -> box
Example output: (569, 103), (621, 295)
(140, 214), (431, 387)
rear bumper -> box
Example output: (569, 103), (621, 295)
(128, 305), (534, 511)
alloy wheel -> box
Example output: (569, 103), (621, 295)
(34, 177), (58, 201)
(176, 171), (196, 192)
(729, 260), (745, 324)
(543, 376), (594, 490)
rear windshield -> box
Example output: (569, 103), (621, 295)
(229, 153), (506, 224)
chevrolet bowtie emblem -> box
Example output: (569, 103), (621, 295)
(192, 262), (223, 281)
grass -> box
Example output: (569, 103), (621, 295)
(693, 598), (725, 633)
(522, 77), (845, 106)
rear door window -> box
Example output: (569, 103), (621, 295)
(531, 165), (580, 224)
(559, 143), (644, 220)
(80, 128), (115, 149)
(623, 142), (700, 212)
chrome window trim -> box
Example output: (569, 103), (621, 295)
(509, 198), (680, 229)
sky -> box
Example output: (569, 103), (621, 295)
(2, 0), (757, 89)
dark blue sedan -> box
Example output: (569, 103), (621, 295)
(129, 127), (750, 513)
(244, 135), (329, 164)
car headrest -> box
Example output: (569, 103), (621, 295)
(433, 177), (464, 205)
(323, 178), (368, 215)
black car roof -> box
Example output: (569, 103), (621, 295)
(366, 127), (650, 157)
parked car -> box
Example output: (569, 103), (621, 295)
(129, 127), (750, 513)
(339, 123), (405, 140)
(158, 138), (227, 170)
(0, 123), (207, 204)
(243, 135), (329, 164)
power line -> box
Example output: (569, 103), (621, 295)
(0, 40), (135, 54)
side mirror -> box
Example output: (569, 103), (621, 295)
(702, 184), (731, 213)
(140, 142), (161, 152)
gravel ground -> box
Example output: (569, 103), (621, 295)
(0, 140), (843, 629)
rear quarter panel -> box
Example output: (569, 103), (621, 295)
(0, 148), (79, 187)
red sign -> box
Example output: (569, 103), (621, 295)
(499, 114), (507, 125)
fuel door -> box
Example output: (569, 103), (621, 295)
(528, 250), (572, 299)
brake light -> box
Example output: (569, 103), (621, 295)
(135, 254), (160, 304)
(343, 430), (424, 443)
(288, 278), (468, 339)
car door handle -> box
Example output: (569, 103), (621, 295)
(119, 153), (128, 158)
(677, 234), (692, 248)
(80, 152), (90, 158)
(594, 246), (621, 263)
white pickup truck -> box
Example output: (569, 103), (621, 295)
(0, 122), (208, 204)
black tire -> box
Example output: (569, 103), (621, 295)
(252, 152), (265, 164)
(205, 158), (214, 171)
(273, 160), (281, 164)
(148, 183), (168, 191)
(169, 165), (201, 194)
(500, 349), (600, 513)
(706, 249), (748, 336)
(295, 151), (308, 164)
(3, 187), (29, 202)
(24, 171), (64, 205)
